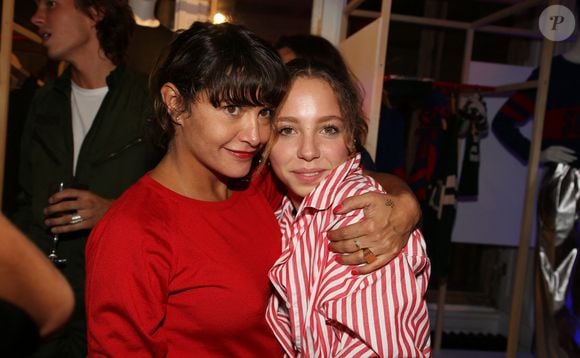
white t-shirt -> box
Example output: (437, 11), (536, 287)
(70, 81), (108, 174)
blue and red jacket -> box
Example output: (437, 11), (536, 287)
(492, 55), (580, 168)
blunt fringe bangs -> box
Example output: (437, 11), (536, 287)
(149, 22), (289, 149)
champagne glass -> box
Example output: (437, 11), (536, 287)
(47, 181), (68, 266)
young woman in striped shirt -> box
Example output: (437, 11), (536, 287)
(266, 59), (432, 357)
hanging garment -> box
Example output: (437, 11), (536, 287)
(408, 89), (459, 279)
(457, 93), (488, 198)
(375, 106), (407, 178)
(492, 54), (580, 357)
(408, 89), (452, 202)
(421, 113), (460, 280)
(535, 163), (580, 358)
(492, 55), (580, 168)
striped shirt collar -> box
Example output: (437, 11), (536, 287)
(278, 154), (363, 218)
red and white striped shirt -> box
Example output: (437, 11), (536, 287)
(266, 155), (432, 357)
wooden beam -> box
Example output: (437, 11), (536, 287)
(433, 280), (447, 352)
(482, 80), (538, 95)
(344, 0), (366, 15)
(14, 22), (42, 44)
(370, 0), (392, 161)
(478, 25), (542, 39)
(351, 12), (541, 39)
(505, 28), (554, 358)
(209, 0), (218, 18)
(357, 0), (392, 161)
(461, 29), (474, 82)
(472, 0), (544, 28)
(391, 13), (470, 30)
(350, 9), (380, 19)
(0, 0), (15, 210)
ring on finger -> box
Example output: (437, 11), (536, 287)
(70, 214), (83, 225)
(362, 248), (377, 264)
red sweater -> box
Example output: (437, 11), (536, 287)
(85, 174), (283, 357)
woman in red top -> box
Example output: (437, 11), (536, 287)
(85, 22), (419, 357)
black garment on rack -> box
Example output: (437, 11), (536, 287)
(406, 88), (459, 280)
(457, 93), (488, 198)
(375, 106), (406, 178)
(457, 131), (480, 198)
(421, 112), (460, 280)
(408, 89), (452, 202)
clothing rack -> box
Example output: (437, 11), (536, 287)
(327, 0), (557, 356)
(385, 74), (497, 93)
(385, 76), (539, 100)
(432, 80), (495, 93)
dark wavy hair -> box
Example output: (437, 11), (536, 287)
(149, 21), (289, 149)
(274, 34), (369, 153)
(281, 59), (368, 154)
(75, 0), (135, 65)
(274, 34), (352, 77)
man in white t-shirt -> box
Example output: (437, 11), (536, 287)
(13, 1), (162, 356)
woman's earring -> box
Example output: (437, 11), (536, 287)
(172, 108), (183, 124)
